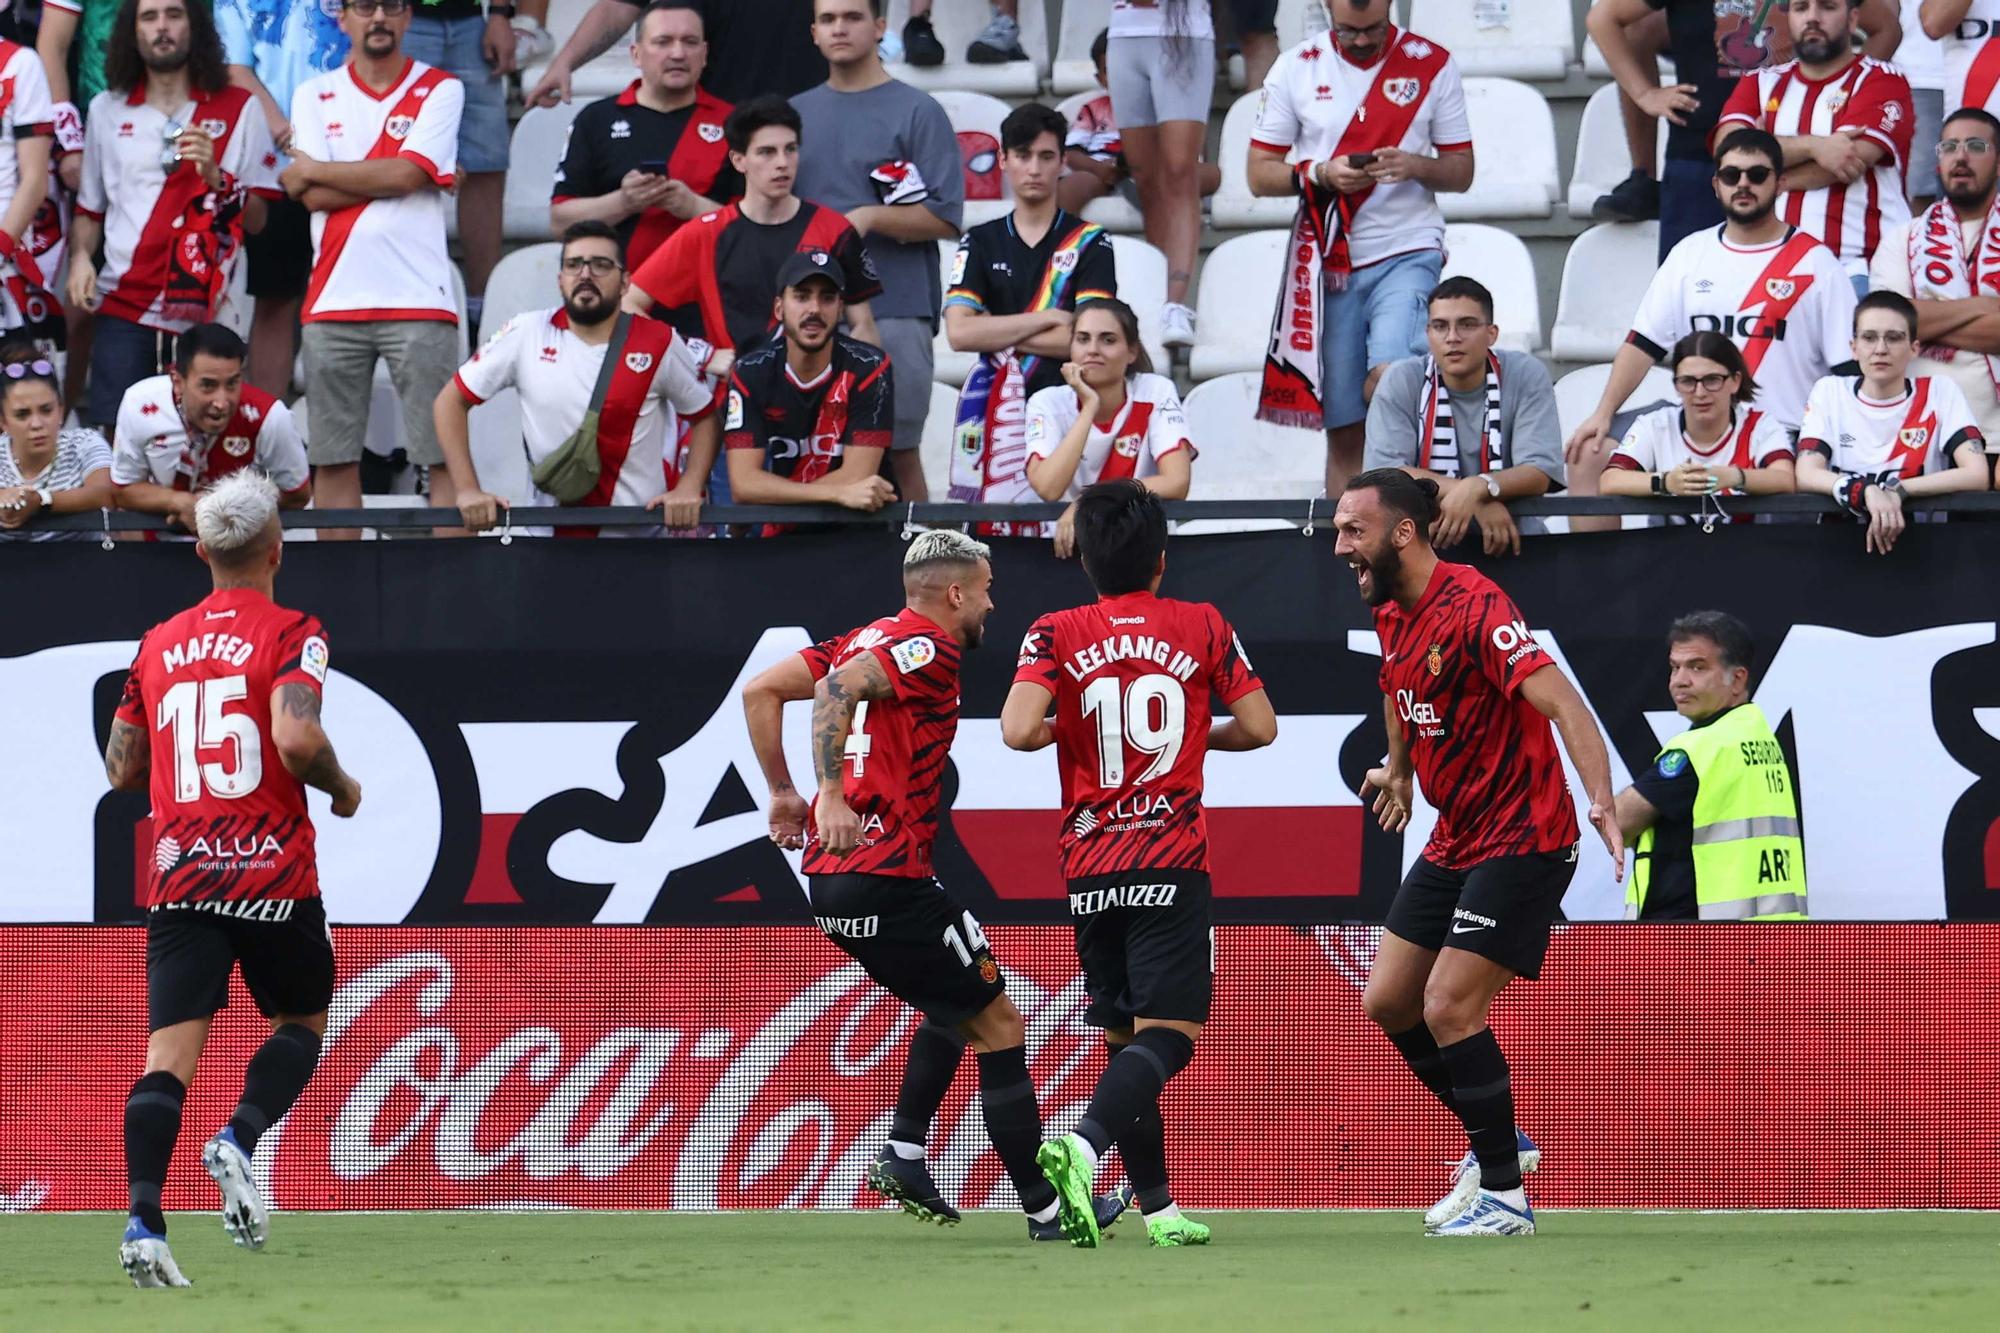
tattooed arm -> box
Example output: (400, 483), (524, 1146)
(741, 654), (818, 851)
(269, 682), (363, 818)
(809, 653), (897, 855)
(103, 718), (151, 792)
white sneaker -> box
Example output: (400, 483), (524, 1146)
(202, 1128), (268, 1250)
(1424, 1130), (1539, 1232)
(1429, 1189), (1535, 1237)
(120, 1221), (192, 1288)
(1161, 302), (1196, 348)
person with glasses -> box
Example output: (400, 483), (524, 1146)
(1566, 128), (1856, 529)
(281, 0), (465, 537)
(1796, 289), (1989, 552)
(1245, 0), (1474, 499)
(1869, 106), (2000, 443)
(1713, 0), (1914, 292)
(1363, 276), (1563, 555)
(433, 220), (717, 537)
(1602, 331), (1798, 523)
(0, 352), (113, 539)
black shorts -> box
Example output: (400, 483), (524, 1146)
(1384, 846), (1578, 981)
(244, 196), (314, 302)
(145, 896), (336, 1032)
(1229, 0), (1280, 34)
(808, 873), (1006, 1027)
(1069, 869), (1213, 1029)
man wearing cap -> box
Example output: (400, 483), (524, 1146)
(722, 250), (896, 529)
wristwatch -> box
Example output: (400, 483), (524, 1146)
(1481, 473), (1501, 500)
(33, 486), (51, 510)
(489, 4), (517, 16)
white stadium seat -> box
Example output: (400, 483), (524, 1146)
(1567, 81), (1668, 217)
(932, 89), (1014, 228)
(504, 103), (584, 243)
(1212, 92), (1294, 230)
(931, 235), (1169, 387)
(1550, 221), (1659, 362)
(521, 0), (635, 105)
(1553, 362), (1678, 442)
(1177, 372), (1325, 533)
(481, 243), (564, 335)
(1051, 0), (1112, 95)
(881, 0), (1048, 97)
(919, 380), (957, 500)
(1054, 90), (1144, 233)
(1189, 224), (1541, 381)
(1446, 78), (1559, 220)
(1439, 223), (1542, 354)
(1408, 0), (1573, 81)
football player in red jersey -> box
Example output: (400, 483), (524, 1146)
(1335, 468), (1620, 1238)
(101, 470), (362, 1287)
(1004, 480), (1278, 1249)
(741, 530), (1126, 1241)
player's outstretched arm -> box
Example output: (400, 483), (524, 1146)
(1519, 665), (1622, 879)
(271, 683), (362, 818)
(811, 655), (896, 854)
(1001, 681), (1056, 751)
(742, 656), (818, 851)
(103, 718), (150, 792)
(1207, 687), (1277, 752)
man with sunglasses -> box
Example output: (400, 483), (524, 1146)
(1714, 0), (1914, 288)
(1868, 106), (2000, 443)
(433, 219), (717, 536)
(281, 0), (464, 536)
(1565, 128), (1857, 525)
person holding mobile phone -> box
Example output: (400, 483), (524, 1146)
(1243, 0), (1474, 500)
(550, 0), (742, 276)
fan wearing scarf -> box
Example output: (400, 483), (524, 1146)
(1362, 277), (1563, 556)
(1244, 0), (1473, 500)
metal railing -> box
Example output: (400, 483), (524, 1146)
(17, 493), (2000, 535)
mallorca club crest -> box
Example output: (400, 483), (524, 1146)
(386, 115), (415, 141)
(1426, 643), (1443, 676)
(1765, 277), (1796, 301)
(624, 351), (654, 374)
(1382, 78), (1421, 107)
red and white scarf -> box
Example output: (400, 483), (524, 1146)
(1257, 31), (1448, 428)
(1906, 196), (2000, 405)
(1419, 353), (1502, 476)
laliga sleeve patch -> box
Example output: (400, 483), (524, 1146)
(725, 388), (744, 431)
(949, 243), (969, 285)
(1657, 750), (1688, 779)
(890, 636), (936, 674)
(1232, 631), (1255, 671)
(301, 635), (330, 684)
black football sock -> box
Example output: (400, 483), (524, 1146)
(125, 1071), (185, 1235)
(1074, 1027), (1195, 1159)
(1108, 1041), (1173, 1215)
(1386, 1022), (1469, 1133)
(888, 1020), (965, 1157)
(1438, 1028), (1522, 1193)
(975, 1046), (1058, 1215)
(230, 1024), (323, 1155)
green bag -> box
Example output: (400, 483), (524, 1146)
(530, 313), (632, 504)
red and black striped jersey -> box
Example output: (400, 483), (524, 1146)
(1014, 591), (1262, 880)
(113, 587), (327, 906)
(800, 607), (962, 878)
(1374, 562), (1578, 870)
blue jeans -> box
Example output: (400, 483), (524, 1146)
(402, 14), (510, 173)
(84, 316), (173, 428)
(1319, 248), (1442, 429)
(1660, 157), (1725, 263)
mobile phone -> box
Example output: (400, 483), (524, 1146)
(1346, 152), (1378, 169)
(638, 158), (668, 176)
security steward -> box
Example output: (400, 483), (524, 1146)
(1614, 610), (1806, 920)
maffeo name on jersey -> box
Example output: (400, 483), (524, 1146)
(160, 631), (257, 673)
(1062, 634), (1201, 684)
(1068, 882), (1179, 915)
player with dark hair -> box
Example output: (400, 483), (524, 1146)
(741, 530), (1128, 1242)
(1005, 479), (1277, 1248)
(103, 469), (362, 1286)
(1335, 467), (1620, 1237)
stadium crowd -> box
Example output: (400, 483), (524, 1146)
(0, 0), (1997, 553)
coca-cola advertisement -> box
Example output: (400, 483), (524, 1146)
(3, 924), (1994, 1213)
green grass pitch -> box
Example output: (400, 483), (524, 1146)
(3, 1211), (1997, 1331)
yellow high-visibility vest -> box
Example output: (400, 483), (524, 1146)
(1630, 703), (1806, 920)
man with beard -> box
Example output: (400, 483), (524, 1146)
(70, 0), (278, 431)
(742, 529), (1130, 1241)
(1869, 106), (2000, 443)
(1715, 0), (1914, 287)
(1564, 128), (1857, 524)
(721, 251), (896, 527)
(432, 219), (716, 535)
(283, 0), (464, 536)
(1335, 468), (1619, 1237)
(109, 321), (309, 532)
